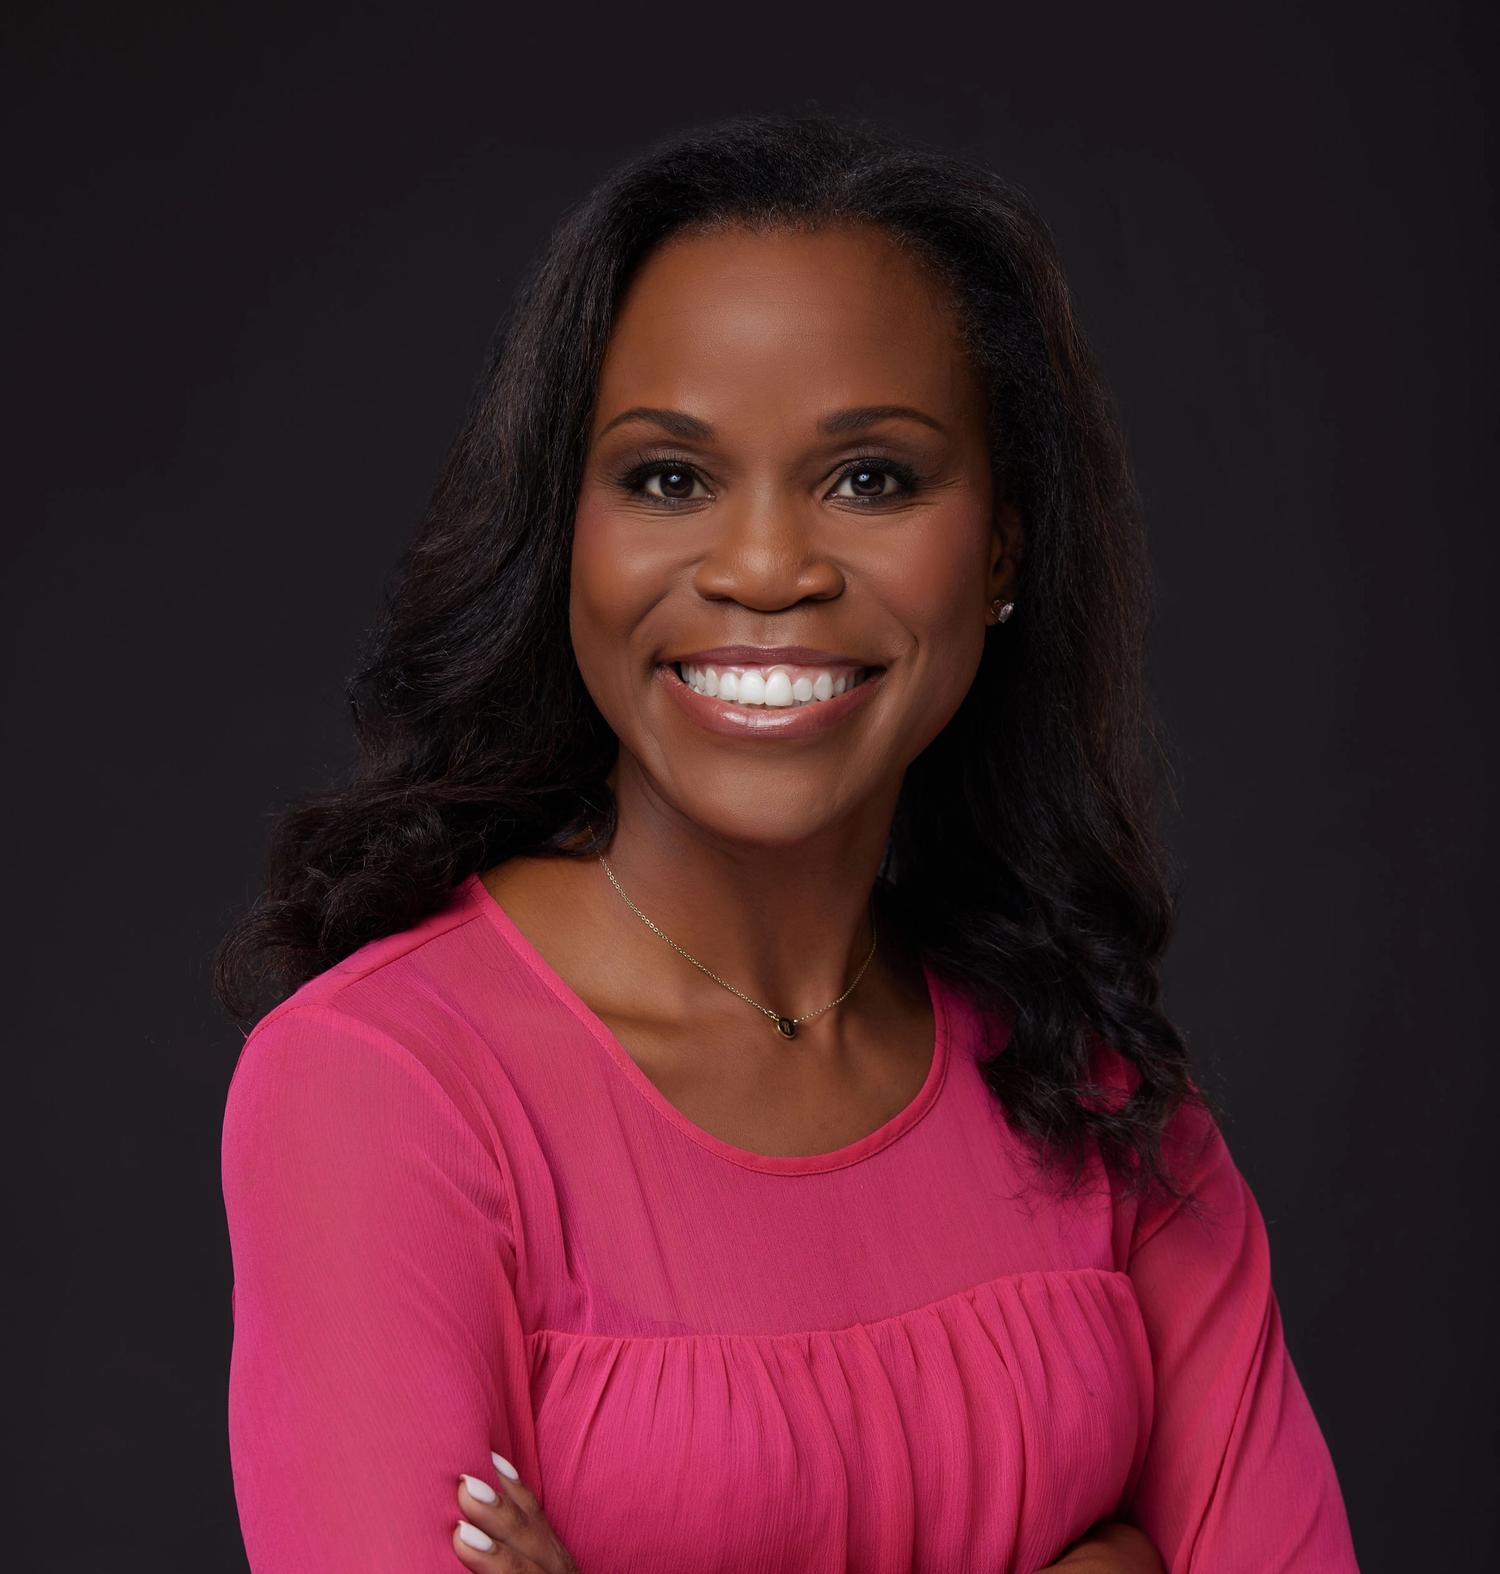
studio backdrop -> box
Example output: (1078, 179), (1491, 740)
(4, 3), (1493, 1569)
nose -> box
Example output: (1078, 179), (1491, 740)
(689, 486), (845, 611)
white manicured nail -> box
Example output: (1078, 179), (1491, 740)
(460, 1473), (498, 1505)
(457, 1519), (495, 1552)
(491, 1450), (520, 1481)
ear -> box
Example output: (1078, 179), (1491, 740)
(987, 499), (1025, 603)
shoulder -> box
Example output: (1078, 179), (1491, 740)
(253, 872), (502, 1028)
(1082, 1034), (1242, 1251)
(1085, 1034), (1219, 1167)
(223, 875), (540, 1160)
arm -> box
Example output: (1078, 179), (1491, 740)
(1043, 1521), (1164, 1572)
(1121, 1104), (1359, 1571)
(221, 1003), (535, 1572)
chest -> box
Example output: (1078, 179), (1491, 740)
(588, 940), (937, 1160)
(604, 1014), (937, 1158)
(524, 1267), (1155, 1574)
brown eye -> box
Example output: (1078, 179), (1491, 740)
(649, 465), (699, 501)
(829, 458), (921, 505)
(841, 465), (890, 498)
(616, 459), (709, 507)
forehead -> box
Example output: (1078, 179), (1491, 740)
(593, 223), (978, 430)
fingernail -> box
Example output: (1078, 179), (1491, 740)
(491, 1450), (520, 1481)
(460, 1472), (499, 1505)
(457, 1520), (495, 1552)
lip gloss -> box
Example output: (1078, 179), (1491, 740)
(654, 662), (886, 741)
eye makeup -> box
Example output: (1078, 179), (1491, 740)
(609, 449), (930, 511)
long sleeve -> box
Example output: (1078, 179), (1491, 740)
(221, 1002), (533, 1572)
(1121, 1103), (1359, 1571)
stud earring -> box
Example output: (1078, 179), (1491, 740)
(989, 598), (1015, 624)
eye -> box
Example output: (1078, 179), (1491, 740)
(829, 458), (921, 506)
(617, 458), (710, 507)
(612, 453), (924, 510)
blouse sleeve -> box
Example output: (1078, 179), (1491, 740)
(220, 1003), (534, 1572)
(1122, 1103), (1360, 1571)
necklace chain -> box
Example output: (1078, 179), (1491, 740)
(597, 854), (878, 1039)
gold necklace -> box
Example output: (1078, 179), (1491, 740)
(597, 854), (878, 1039)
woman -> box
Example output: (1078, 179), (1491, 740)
(217, 111), (1358, 1572)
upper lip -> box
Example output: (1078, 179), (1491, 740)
(662, 645), (882, 668)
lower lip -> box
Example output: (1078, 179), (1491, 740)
(655, 663), (887, 741)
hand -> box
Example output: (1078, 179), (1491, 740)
(453, 1451), (581, 1572)
(1040, 1518), (1164, 1572)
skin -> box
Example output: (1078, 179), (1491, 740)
(453, 222), (1159, 1572)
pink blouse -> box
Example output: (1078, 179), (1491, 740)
(221, 871), (1359, 1572)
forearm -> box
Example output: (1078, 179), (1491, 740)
(1042, 1520), (1163, 1573)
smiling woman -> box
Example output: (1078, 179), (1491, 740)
(573, 222), (1009, 789)
(216, 110), (1359, 1572)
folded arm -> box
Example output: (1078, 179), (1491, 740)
(1121, 1103), (1359, 1571)
(221, 1004), (534, 1572)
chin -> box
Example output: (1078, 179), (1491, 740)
(653, 776), (863, 850)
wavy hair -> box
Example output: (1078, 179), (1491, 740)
(214, 109), (1212, 1206)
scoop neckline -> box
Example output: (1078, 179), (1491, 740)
(461, 869), (951, 1176)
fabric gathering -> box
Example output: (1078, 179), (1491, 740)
(220, 870), (1359, 1572)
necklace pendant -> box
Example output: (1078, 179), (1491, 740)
(775, 1016), (798, 1039)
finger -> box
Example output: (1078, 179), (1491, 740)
(452, 1513), (542, 1570)
(454, 1468), (569, 1572)
(490, 1452), (544, 1518)
(488, 1455), (575, 1569)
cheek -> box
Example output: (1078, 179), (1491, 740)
(568, 501), (675, 718)
(571, 502), (622, 626)
(571, 497), (688, 615)
(876, 516), (989, 692)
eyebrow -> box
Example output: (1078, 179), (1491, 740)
(594, 404), (947, 441)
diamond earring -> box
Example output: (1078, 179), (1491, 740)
(989, 598), (1015, 624)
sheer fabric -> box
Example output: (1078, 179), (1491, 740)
(221, 872), (1358, 1571)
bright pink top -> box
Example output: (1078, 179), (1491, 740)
(221, 871), (1358, 1572)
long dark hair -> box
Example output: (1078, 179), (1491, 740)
(215, 109), (1211, 1205)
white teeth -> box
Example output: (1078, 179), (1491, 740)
(676, 662), (871, 708)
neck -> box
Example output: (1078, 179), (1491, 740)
(595, 760), (901, 1026)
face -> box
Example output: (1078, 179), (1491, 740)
(570, 221), (1022, 848)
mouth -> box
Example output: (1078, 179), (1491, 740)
(667, 658), (882, 709)
(653, 656), (887, 740)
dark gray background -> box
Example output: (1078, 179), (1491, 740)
(5, 2), (1492, 1566)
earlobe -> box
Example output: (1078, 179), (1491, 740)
(987, 597), (1016, 625)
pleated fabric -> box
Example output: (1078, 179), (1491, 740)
(220, 872), (1359, 1572)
